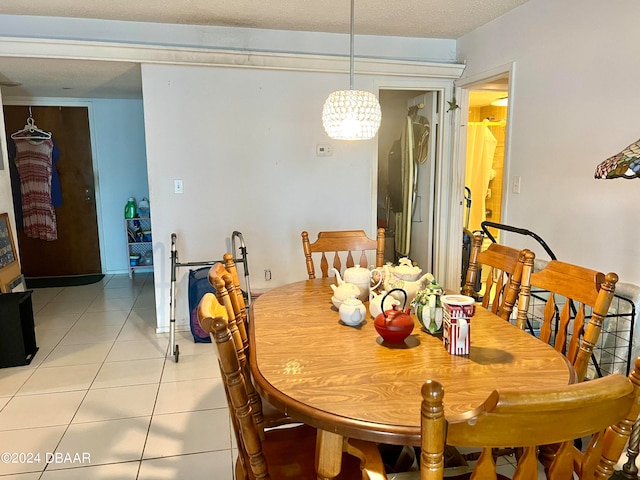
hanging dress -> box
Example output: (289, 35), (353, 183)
(13, 138), (58, 241)
(8, 136), (62, 230)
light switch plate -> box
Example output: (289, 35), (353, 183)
(512, 176), (521, 194)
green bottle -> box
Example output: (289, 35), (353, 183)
(124, 198), (137, 219)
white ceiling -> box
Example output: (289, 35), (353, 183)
(0, 0), (529, 99)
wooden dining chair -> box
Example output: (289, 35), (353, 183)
(206, 314), (387, 480)
(411, 356), (640, 480)
(302, 228), (385, 279)
(200, 268), (293, 437)
(462, 231), (535, 324)
(526, 260), (619, 382)
(222, 251), (253, 312)
(209, 256), (249, 331)
(464, 256), (618, 472)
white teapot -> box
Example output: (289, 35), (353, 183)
(369, 289), (400, 319)
(330, 282), (361, 309)
(339, 295), (367, 326)
(332, 265), (382, 302)
(381, 258), (435, 304)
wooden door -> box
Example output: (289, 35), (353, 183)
(3, 105), (101, 277)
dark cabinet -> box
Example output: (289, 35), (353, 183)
(0, 291), (38, 368)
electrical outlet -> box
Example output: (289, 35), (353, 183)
(264, 269), (272, 281)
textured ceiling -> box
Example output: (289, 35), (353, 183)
(0, 58), (143, 99)
(0, 0), (529, 99)
(0, 0), (530, 38)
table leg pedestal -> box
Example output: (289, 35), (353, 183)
(616, 415), (640, 479)
(316, 430), (344, 480)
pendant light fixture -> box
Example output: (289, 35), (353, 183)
(322, 0), (382, 140)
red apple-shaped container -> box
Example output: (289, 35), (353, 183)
(374, 288), (414, 344)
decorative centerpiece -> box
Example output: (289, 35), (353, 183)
(412, 280), (444, 335)
(381, 257), (434, 304)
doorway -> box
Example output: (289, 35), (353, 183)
(377, 89), (439, 272)
(3, 105), (102, 277)
(463, 75), (509, 243)
(458, 73), (510, 288)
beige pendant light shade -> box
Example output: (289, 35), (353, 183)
(322, 89), (382, 140)
(322, 0), (381, 141)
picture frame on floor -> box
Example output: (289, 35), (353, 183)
(0, 212), (21, 293)
(7, 274), (26, 293)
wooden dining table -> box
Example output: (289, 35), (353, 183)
(249, 278), (576, 479)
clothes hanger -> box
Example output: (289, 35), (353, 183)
(11, 109), (52, 140)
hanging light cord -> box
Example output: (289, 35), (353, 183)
(321, 0), (381, 140)
(349, 0), (355, 90)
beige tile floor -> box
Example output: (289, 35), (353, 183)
(0, 273), (632, 479)
(0, 273), (235, 479)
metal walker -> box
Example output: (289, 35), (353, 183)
(168, 231), (251, 362)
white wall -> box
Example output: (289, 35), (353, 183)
(457, 0), (640, 285)
(142, 64), (383, 331)
(91, 99), (148, 272)
(141, 63), (465, 333)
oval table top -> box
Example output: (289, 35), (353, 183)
(249, 278), (575, 445)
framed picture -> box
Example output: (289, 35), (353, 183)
(7, 274), (26, 293)
(0, 213), (21, 293)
